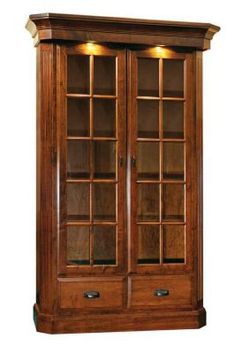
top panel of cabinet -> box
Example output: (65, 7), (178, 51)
(26, 13), (220, 49)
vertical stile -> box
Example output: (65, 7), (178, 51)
(183, 58), (187, 263)
(89, 54), (94, 266)
(128, 51), (138, 272)
(115, 56), (119, 218)
(63, 47), (68, 272)
(126, 50), (133, 272)
(115, 55), (119, 265)
(159, 57), (164, 264)
(133, 54), (138, 271)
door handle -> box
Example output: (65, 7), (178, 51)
(131, 156), (136, 167)
(119, 156), (124, 167)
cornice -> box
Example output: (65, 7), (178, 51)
(26, 13), (220, 50)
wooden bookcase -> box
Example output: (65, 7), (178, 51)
(26, 13), (219, 334)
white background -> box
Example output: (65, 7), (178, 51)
(0, 0), (233, 352)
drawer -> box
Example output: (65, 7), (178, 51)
(129, 275), (192, 308)
(59, 277), (124, 309)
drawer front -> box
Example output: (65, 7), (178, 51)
(59, 277), (124, 309)
(129, 275), (192, 308)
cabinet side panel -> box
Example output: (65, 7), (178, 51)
(36, 43), (58, 314)
(195, 51), (203, 306)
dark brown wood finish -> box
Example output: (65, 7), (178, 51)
(128, 275), (192, 308)
(59, 277), (125, 309)
(128, 48), (194, 275)
(194, 50), (204, 307)
(26, 13), (219, 49)
(57, 43), (127, 276)
(36, 43), (58, 315)
(27, 13), (219, 334)
(34, 303), (206, 333)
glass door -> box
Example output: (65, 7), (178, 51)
(128, 47), (193, 273)
(58, 44), (126, 274)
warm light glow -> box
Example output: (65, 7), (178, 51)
(151, 45), (174, 56)
(154, 46), (165, 54)
(86, 42), (96, 50)
(84, 42), (104, 54)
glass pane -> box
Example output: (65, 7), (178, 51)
(93, 226), (116, 265)
(138, 58), (159, 96)
(137, 184), (159, 221)
(138, 225), (160, 264)
(137, 100), (159, 138)
(93, 141), (116, 179)
(93, 99), (116, 137)
(67, 140), (90, 179)
(163, 59), (184, 97)
(163, 101), (184, 139)
(67, 226), (90, 265)
(163, 142), (184, 180)
(163, 225), (185, 263)
(162, 184), (184, 221)
(67, 55), (90, 94)
(67, 183), (90, 221)
(93, 183), (116, 221)
(137, 142), (159, 180)
(67, 98), (90, 137)
(94, 56), (116, 95)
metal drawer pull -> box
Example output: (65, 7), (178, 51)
(154, 289), (169, 297)
(84, 291), (100, 299)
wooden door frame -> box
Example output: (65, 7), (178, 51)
(56, 43), (127, 276)
(127, 47), (195, 275)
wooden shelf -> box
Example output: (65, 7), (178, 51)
(138, 259), (160, 264)
(68, 259), (116, 265)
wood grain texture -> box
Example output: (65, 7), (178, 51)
(36, 43), (58, 315)
(56, 44), (127, 276)
(59, 277), (124, 309)
(26, 13), (219, 49)
(194, 50), (204, 306)
(27, 13), (219, 334)
(34, 303), (206, 333)
(128, 49), (194, 275)
(128, 275), (192, 308)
